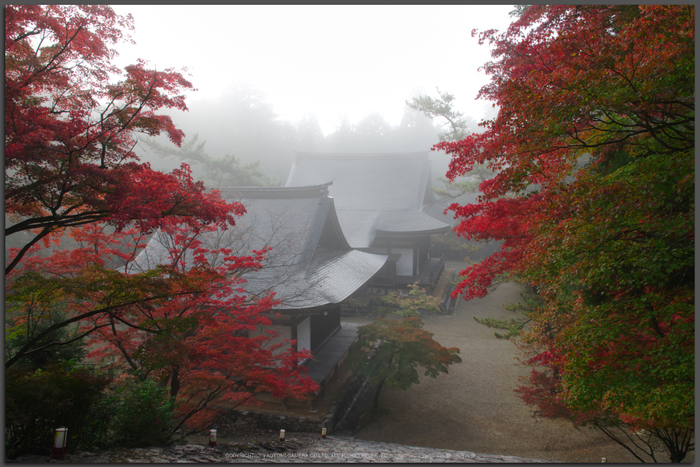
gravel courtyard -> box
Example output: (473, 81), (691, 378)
(351, 264), (649, 463)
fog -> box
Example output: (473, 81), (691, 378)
(108, 5), (513, 185)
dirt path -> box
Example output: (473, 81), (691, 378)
(352, 269), (644, 463)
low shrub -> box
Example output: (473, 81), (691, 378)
(5, 363), (111, 459)
(102, 377), (177, 449)
(6, 366), (177, 459)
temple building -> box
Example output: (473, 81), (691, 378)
(286, 152), (451, 291)
(132, 184), (387, 396)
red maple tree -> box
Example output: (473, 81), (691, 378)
(5, 5), (319, 432)
(439, 5), (694, 462)
(83, 223), (318, 431)
(6, 222), (319, 431)
(5, 5), (238, 275)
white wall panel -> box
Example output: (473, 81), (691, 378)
(297, 317), (311, 352)
(395, 248), (414, 276)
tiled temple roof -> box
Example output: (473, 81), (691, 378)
(286, 152), (450, 248)
(132, 184), (387, 311)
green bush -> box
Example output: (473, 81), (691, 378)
(104, 377), (177, 448)
(5, 363), (111, 459)
(77, 389), (120, 451)
(6, 366), (176, 459)
(5, 310), (87, 372)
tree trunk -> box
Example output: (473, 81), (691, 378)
(372, 377), (386, 410)
(170, 365), (180, 398)
(655, 427), (692, 463)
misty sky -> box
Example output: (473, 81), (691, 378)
(110, 5), (515, 136)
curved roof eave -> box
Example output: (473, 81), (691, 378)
(375, 225), (452, 236)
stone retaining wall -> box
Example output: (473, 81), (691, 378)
(324, 373), (372, 433)
(216, 375), (378, 437)
(325, 342), (386, 434)
(217, 410), (323, 436)
(218, 343), (382, 437)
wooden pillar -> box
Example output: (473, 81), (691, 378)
(291, 318), (298, 353)
(413, 236), (418, 277)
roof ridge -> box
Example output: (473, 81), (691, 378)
(218, 183), (332, 199)
(293, 151), (430, 160)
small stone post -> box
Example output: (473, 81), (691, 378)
(52, 427), (68, 459)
